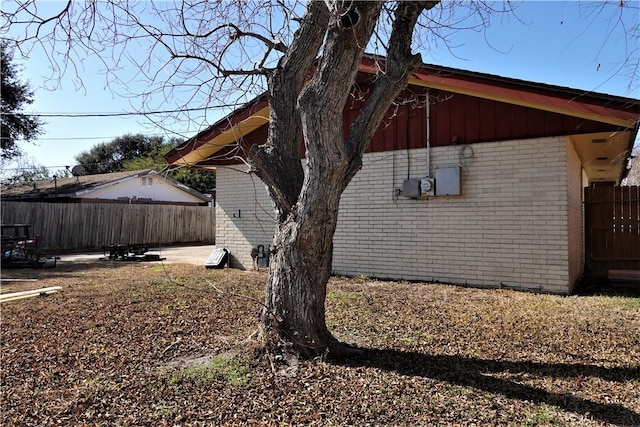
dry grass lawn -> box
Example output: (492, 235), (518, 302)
(1, 261), (639, 426)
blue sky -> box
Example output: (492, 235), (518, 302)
(4, 1), (639, 173)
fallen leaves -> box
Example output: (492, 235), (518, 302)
(1, 263), (638, 426)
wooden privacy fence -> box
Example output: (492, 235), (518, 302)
(584, 186), (640, 272)
(1, 202), (215, 251)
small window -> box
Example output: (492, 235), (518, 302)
(141, 177), (154, 186)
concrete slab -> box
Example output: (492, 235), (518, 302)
(58, 245), (217, 266)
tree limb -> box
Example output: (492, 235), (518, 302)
(344, 1), (439, 181)
(248, 1), (330, 219)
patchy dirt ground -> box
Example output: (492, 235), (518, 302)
(1, 262), (639, 426)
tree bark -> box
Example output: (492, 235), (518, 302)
(254, 1), (437, 359)
(248, 2), (329, 220)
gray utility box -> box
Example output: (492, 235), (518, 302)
(435, 166), (461, 196)
(401, 177), (434, 198)
(401, 178), (422, 198)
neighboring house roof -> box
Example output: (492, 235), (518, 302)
(1, 169), (210, 203)
(165, 56), (640, 183)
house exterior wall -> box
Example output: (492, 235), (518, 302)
(566, 139), (585, 292)
(83, 177), (205, 204)
(333, 136), (572, 294)
(216, 136), (578, 293)
(215, 168), (275, 269)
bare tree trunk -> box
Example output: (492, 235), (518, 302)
(254, 1), (436, 358)
(260, 184), (344, 357)
(260, 101), (356, 356)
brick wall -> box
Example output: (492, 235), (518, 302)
(215, 167), (275, 269)
(566, 137), (585, 292)
(216, 136), (581, 293)
(334, 136), (575, 293)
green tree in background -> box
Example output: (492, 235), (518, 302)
(75, 133), (214, 194)
(0, 41), (43, 161)
(75, 134), (166, 174)
(166, 168), (216, 196)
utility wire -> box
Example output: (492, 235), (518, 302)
(1, 109), (202, 118)
(2, 159), (169, 172)
(0, 134), (191, 141)
(0, 100), (255, 118)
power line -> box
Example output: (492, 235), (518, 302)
(0, 101), (253, 118)
(1, 109), (200, 118)
(2, 165), (86, 171)
(16, 134), (190, 141)
(2, 165), (149, 172)
(0, 131), (193, 141)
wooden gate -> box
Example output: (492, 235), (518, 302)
(584, 186), (640, 273)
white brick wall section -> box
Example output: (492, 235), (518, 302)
(566, 137), (584, 292)
(216, 136), (577, 293)
(334, 136), (572, 293)
(216, 166), (275, 269)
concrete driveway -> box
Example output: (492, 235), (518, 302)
(58, 245), (217, 266)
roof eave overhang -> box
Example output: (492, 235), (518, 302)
(165, 94), (270, 167)
(169, 60), (639, 170)
(168, 105), (270, 168)
(620, 126), (639, 183)
(403, 71), (637, 129)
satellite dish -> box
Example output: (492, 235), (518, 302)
(71, 165), (86, 176)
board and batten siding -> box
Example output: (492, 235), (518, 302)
(216, 136), (580, 293)
(1, 202), (215, 251)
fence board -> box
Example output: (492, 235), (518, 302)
(585, 185), (640, 272)
(1, 202), (215, 251)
